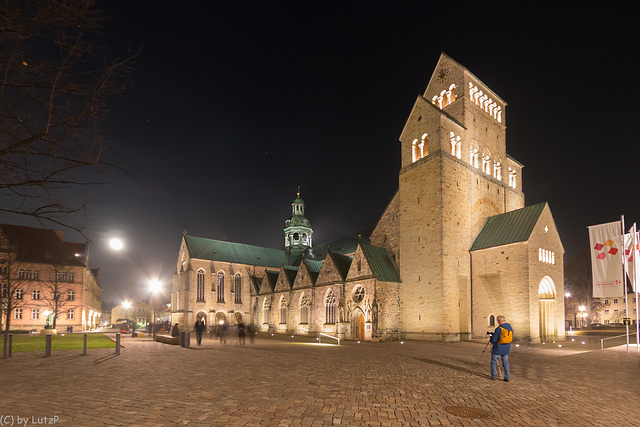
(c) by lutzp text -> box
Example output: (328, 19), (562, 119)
(0, 415), (60, 426)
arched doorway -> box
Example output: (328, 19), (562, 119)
(215, 311), (227, 326)
(352, 309), (365, 341)
(538, 276), (557, 341)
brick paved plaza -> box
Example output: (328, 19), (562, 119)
(1, 332), (639, 426)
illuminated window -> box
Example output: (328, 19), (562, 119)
(279, 296), (287, 324)
(432, 84), (457, 109)
(300, 294), (309, 324)
(468, 82), (502, 123)
(325, 290), (336, 324)
(234, 273), (242, 304)
(14, 308), (22, 320)
(262, 298), (269, 324)
(449, 132), (461, 159)
(217, 272), (225, 303)
(481, 149), (491, 174)
(469, 141), (479, 168)
(538, 248), (555, 265)
(31, 308), (39, 320)
(412, 133), (428, 163)
(508, 168), (517, 189)
(196, 269), (205, 302)
(493, 157), (502, 180)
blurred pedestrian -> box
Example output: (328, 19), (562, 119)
(237, 320), (246, 346)
(247, 322), (256, 345)
(194, 318), (206, 345)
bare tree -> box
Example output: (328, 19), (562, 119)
(39, 264), (76, 329)
(0, 0), (138, 234)
(0, 245), (32, 333)
(564, 249), (608, 327)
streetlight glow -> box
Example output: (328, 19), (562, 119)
(109, 237), (124, 251)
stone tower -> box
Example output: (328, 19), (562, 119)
(397, 53), (525, 341)
(284, 188), (313, 255)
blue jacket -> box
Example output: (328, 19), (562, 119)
(490, 323), (513, 355)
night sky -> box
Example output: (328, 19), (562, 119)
(7, 2), (639, 304)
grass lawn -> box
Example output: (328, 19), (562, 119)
(4, 333), (116, 352)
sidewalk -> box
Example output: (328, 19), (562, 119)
(1, 333), (639, 426)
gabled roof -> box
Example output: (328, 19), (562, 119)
(260, 270), (279, 294)
(360, 244), (401, 283)
(0, 224), (86, 266)
(303, 229), (371, 261)
(470, 202), (547, 251)
(327, 252), (353, 281)
(282, 265), (298, 288)
(302, 259), (322, 284)
(184, 235), (288, 268)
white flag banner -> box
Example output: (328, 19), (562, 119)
(588, 221), (624, 298)
(624, 228), (640, 293)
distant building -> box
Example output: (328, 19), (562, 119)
(0, 224), (102, 332)
(592, 293), (638, 325)
(172, 54), (565, 343)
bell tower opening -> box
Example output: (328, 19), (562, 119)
(284, 187), (313, 255)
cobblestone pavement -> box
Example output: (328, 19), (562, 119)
(1, 331), (639, 426)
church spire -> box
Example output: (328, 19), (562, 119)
(284, 188), (313, 254)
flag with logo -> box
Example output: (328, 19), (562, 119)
(588, 221), (624, 298)
(624, 225), (639, 292)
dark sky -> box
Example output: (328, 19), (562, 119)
(11, 2), (640, 304)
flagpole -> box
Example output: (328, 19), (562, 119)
(634, 222), (639, 351)
(621, 215), (629, 352)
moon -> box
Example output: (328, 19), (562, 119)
(109, 237), (124, 251)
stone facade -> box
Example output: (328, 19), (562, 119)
(172, 53), (564, 343)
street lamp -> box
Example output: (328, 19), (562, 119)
(148, 279), (162, 341)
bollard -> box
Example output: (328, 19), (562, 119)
(8, 334), (12, 358)
(115, 333), (121, 355)
(83, 333), (87, 356)
(2, 333), (7, 359)
(180, 331), (186, 347)
(185, 331), (190, 348)
(45, 334), (52, 358)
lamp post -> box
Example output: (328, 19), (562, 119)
(579, 305), (586, 328)
(148, 279), (162, 341)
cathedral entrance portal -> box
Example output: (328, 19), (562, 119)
(352, 309), (365, 341)
(538, 276), (557, 341)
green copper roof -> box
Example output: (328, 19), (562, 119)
(185, 235), (288, 268)
(470, 202), (547, 251)
(361, 244), (401, 283)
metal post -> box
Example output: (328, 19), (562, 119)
(115, 332), (121, 355)
(45, 334), (52, 357)
(83, 333), (87, 356)
(8, 334), (12, 358)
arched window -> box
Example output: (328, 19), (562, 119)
(217, 272), (225, 303)
(449, 132), (461, 159)
(489, 315), (495, 327)
(481, 149), (491, 174)
(262, 298), (270, 324)
(279, 296), (287, 324)
(196, 269), (205, 302)
(508, 167), (517, 189)
(469, 141), (479, 168)
(300, 294), (309, 324)
(493, 156), (502, 180)
(420, 133), (428, 158)
(412, 139), (419, 163)
(325, 290), (336, 324)
(234, 273), (242, 304)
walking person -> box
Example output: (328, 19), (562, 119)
(237, 320), (246, 346)
(490, 315), (513, 382)
(194, 317), (206, 345)
(247, 322), (256, 345)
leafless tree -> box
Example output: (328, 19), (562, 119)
(0, 0), (138, 234)
(39, 264), (76, 329)
(564, 249), (608, 327)
(0, 245), (32, 333)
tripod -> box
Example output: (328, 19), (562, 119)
(476, 340), (491, 364)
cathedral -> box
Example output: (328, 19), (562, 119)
(171, 54), (565, 343)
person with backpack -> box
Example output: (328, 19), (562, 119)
(489, 315), (513, 382)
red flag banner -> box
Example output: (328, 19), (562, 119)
(588, 221), (624, 298)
